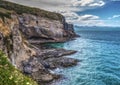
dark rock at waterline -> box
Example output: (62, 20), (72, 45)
(45, 57), (79, 69)
(22, 57), (59, 83)
(38, 48), (77, 60)
(22, 48), (78, 83)
(37, 48), (78, 69)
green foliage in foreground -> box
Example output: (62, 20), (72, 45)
(0, 51), (38, 85)
(0, 0), (63, 21)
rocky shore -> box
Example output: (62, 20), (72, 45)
(0, 0), (79, 85)
(22, 48), (78, 84)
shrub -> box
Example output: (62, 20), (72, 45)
(0, 51), (38, 85)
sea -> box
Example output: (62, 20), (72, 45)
(48, 26), (120, 85)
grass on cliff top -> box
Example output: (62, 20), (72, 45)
(0, 0), (63, 21)
(0, 51), (38, 85)
(0, 7), (12, 20)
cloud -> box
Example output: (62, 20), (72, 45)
(72, 0), (94, 6)
(113, 15), (120, 18)
(76, 20), (105, 26)
(78, 14), (99, 20)
(62, 13), (104, 26)
(89, 1), (105, 6)
(71, 0), (105, 7)
(108, 15), (120, 19)
(62, 11), (100, 21)
(62, 12), (100, 21)
(62, 12), (79, 21)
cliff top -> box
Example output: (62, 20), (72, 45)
(0, 7), (13, 19)
(0, 0), (63, 21)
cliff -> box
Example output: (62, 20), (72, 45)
(0, 0), (78, 85)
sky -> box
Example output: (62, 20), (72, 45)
(7, 0), (120, 27)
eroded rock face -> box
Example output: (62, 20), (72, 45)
(22, 57), (54, 82)
(0, 15), (36, 69)
(11, 24), (36, 68)
(0, 12), (78, 84)
(37, 49), (77, 60)
(22, 49), (78, 83)
(18, 13), (76, 43)
(41, 49), (78, 69)
(45, 57), (78, 69)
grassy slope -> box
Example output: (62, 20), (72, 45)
(0, 51), (38, 85)
(0, 0), (63, 21)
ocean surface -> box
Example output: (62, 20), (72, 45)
(49, 26), (120, 85)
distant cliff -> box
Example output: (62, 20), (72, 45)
(0, 0), (78, 85)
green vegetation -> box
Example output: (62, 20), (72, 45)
(0, 0), (63, 21)
(0, 8), (12, 21)
(0, 51), (38, 85)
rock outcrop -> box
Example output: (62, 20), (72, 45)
(19, 13), (76, 44)
(0, 0), (78, 84)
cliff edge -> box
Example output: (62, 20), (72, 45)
(0, 0), (78, 85)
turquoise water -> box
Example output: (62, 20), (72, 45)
(51, 27), (120, 85)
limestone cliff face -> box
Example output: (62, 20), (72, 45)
(0, 13), (76, 67)
(0, 13), (77, 83)
(19, 13), (76, 44)
(0, 15), (36, 69)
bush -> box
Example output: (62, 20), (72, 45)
(0, 8), (12, 21)
(0, 51), (38, 85)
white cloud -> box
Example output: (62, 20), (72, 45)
(78, 14), (99, 20)
(76, 20), (105, 26)
(62, 12), (100, 21)
(89, 1), (105, 6)
(77, 17), (105, 26)
(108, 15), (120, 19)
(113, 15), (120, 18)
(62, 13), (104, 26)
(62, 12), (79, 21)
(71, 0), (94, 6)
(71, 0), (105, 7)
